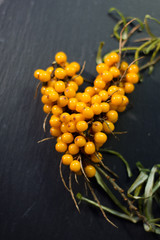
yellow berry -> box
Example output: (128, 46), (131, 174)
(55, 52), (67, 64)
(50, 127), (62, 137)
(101, 70), (113, 82)
(64, 87), (76, 98)
(70, 62), (81, 72)
(73, 75), (84, 86)
(124, 82), (135, 93)
(61, 132), (74, 144)
(85, 86), (95, 97)
(94, 132), (107, 144)
(99, 90), (109, 101)
(55, 81), (66, 93)
(91, 95), (102, 104)
(83, 107), (94, 119)
(68, 144), (79, 155)
(81, 92), (91, 103)
(52, 105), (63, 116)
(120, 61), (128, 72)
(67, 81), (78, 92)
(84, 165), (96, 178)
(74, 136), (86, 147)
(111, 93), (123, 105)
(126, 73), (139, 84)
(109, 67), (120, 78)
(84, 142), (95, 155)
(46, 66), (54, 74)
(70, 160), (81, 172)
(96, 63), (109, 74)
(65, 65), (76, 77)
(43, 104), (52, 113)
(68, 98), (78, 110)
(103, 121), (115, 134)
(91, 152), (102, 163)
(62, 154), (73, 165)
(55, 68), (67, 79)
(91, 103), (102, 115)
(128, 64), (139, 73)
(76, 121), (88, 132)
(76, 102), (86, 112)
(106, 110), (118, 123)
(100, 102), (110, 113)
(49, 115), (61, 128)
(67, 121), (77, 133)
(92, 121), (103, 133)
(57, 95), (68, 107)
(55, 142), (67, 153)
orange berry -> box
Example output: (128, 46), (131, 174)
(41, 95), (52, 105)
(76, 102), (86, 112)
(109, 52), (119, 64)
(48, 79), (57, 88)
(60, 112), (71, 123)
(117, 87), (125, 95)
(55, 142), (67, 153)
(111, 93), (123, 106)
(34, 69), (43, 79)
(67, 121), (77, 133)
(73, 75), (84, 86)
(68, 144), (79, 155)
(57, 135), (62, 142)
(84, 142), (95, 155)
(62, 154), (73, 165)
(46, 66), (54, 74)
(121, 95), (129, 106)
(104, 55), (113, 67)
(70, 62), (81, 72)
(81, 93), (91, 103)
(41, 86), (47, 95)
(75, 92), (82, 101)
(117, 106), (126, 112)
(45, 87), (54, 95)
(101, 70), (113, 82)
(99, 90), (108, 101)
(124, 82), (135, 93)
(76, 121), (88, 132)
(106, 110), (118, 123)
(93, 86), (101, 94)
(71, 114), (84, 122)
(57, 95), (68, 107)
(64, 87), (76, 98)
(49, 115), (61, 128)
(128, 64), (139, 73)
(109, 103), (118, 111)
(103, 121), (115, 134)
(60, 122), (68, 133)
(74, 136), (86, 147)
(91, 95), (102, 104)
(85, 86), (95, 97)
(96, 63), (109, 74)
(61, 133), (74, 144)
(109, 67), (120, 78)
(52, 105), (63, 116)
(83, 107), (94, 119)
(50, 127), (62, 137)
(67, 81), (78, 92)
(120, 61), (128, 72)
(92, 121), (103, 133)
(108, 86), (118, 96)
(55, 68), (67, 79)
(55, 81), (66, 93)
(70, 160), (81, 172)
(94, 78), (106, 89)
(94, 132), (107, 144)
(126, 73), (139, 84)
(68, 98), (78, 110)
(48, 91), (59, 102)
(43, 104), (52, 113)
(100, 102), (110, 113)
(65, 65), (76, 77)
(91, 152), (102, 163)
(84, 165), (96, 178)
(34, 69), (51, 82)
(55, 52), (67, 64)
(91, 103), (102, 115)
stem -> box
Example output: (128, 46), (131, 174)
(103, 47), (139, 61)
(140, 55), (160, 71)
(135, 40), (152, 61)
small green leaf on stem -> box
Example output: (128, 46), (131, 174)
(96, 42), (105, 64)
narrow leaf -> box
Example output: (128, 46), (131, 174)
(96, 42), (105, 64)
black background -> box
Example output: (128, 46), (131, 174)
(0, 0), (160, 239)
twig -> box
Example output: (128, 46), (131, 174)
(37, 137), (55, 143)
(69, 172), (80, 213)
(34, 82), (41, 99)
(59, 160), (70, 192)
(122, 24), (141, 48)
(43, 112), (50, 132)
(72, 61), (86, 80)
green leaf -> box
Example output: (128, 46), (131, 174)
(144, 15), (156, 38)
(100, 148), (132, 177)
(127, 16), (144, 31)
(136, 161), (150, 173)
(95, 171), (130, 215)
(76, 193), (139, 223)
(96, 42), (105, 64)
(152, 177), (160, 194)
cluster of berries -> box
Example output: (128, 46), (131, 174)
(34, 51), (139, 179)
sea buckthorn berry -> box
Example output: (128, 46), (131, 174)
(39, 71), (51, 82)
(96, 63), (109, 74)
(68, 144), (79, 155)
(83, 107), (94, 119)
(126, 73), (139, 84)
(67, 121), (77, 133)
(109, 52), (119, 64)
(117, 106), (126, 112)
(55, 68), (67, 79)
(48, 91), (59, 102)
(93, 86), (101, 94)
(109, 67), (120, 78)
(73, 114), (84, 122)
(64, 87), (76, 98)
(70, 160), (81, 172)
(91, 152), (102, 163)
(34, 69), (43, 79)
(94, 132), (107, 144)
(124, 82), (135, 93)
(55, 52), (67, 64)
(49, 115), (61, 128)
(91, 103), (102, 115)
(55, 81), (66, 93)
(94, 78), (106, 89)
(106, 110), (118, 123)
(60, 112), (71, 123)
(104, 55), (113, 67)
(76, 102), (86, 112)
(67, 81), (78, 92)
(101, 70), (113, 82)
(121, 95), (129, 106)
(68, 98), (78, 110)
(41, 86), (46, 95)
(75, 92), (82, 101)
(60, 123), (68, 133)
(65, 65), (76, 77)
(52, 105), (63, 116)
(50, 127), (62, 137)
(120, 61), (128, 72)
(41, 95), (52, 105)
(57, 95), (68, 107)
(55, 142), (67, 153)
(128, 64), (139, 73)
(92, 121), (103, 133)
(81, 93), (91, 103)
(99, 90), (108, 101)
(46, 66), (54, 74)
(84, 142), (95, 155)
(117, 87), (125, 95)
(70, 62), (81, 72)
(73, 75), (84, 86)
(61, 133), (74, 144)
(91, 95), (102, 104)
(84, 165), (96, 178)
(48, 79), (57, 88)
(107, 85), (118, 96)
(76, 121), (88, 132)
(111, 93), (123, 106)
(74, 136), (86, 147)
(70, 114), (76, 122)
(109, 103), (118, 111)
(62, 154), (73, 165)
(100, 102), (110, 113)
(103, 121), (115, 134)
(45, 87), (54, 95)
(43, 104), (52, 113)
(57, 135), (62, 142)
(85, 86), (95, 97)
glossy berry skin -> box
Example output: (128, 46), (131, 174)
(70, 62), (81, 72)
(75, 92), (82, 101)
(96, 63), (109, 74)
(60, 123), (68, 133)
(76, 121), (88, 132)
(109, 52), (119, 64)
(34, 69), (51, 82)
(91, 103), (102, 115)
(84, 165), (96, 178)
(83, 107), (94, 119)
(121, 96), (129, 106)
(124, 82), (135, 93)
(103, 121), (115, 134)
(117, 106), (126, 112)
(91, 95), (102, 104)
(67, 121), (77, 133)
(81, 93), (91, 103)
(55, 52), (67, 64)
(41, 95), (52, 105)
(104, 56), (113, 67)
(99, 90), (108, 101)
(73, 75), (84, 86)
(43, 104), (52, 113)
(48, 79), (57, 88)
(100, 102), (110, 113)
(61, 133), (73, 144)
(52, 105), (63, 116)
(55, 142), (67, 153)
(46, 66), (54, 74)
(50, 127), (62, 137)
(49, 115), (61, 128)
(109, 67), (120, 78)
(120, 61), (128, 72)
(68, 144), (79, 155)
(91, 152), (102, 163)
(68, 98), (78, 110)
(106, 110), (118, 123)
(126, 73), (139, 84)
(107, 86), (118, 96)
(72, 114), (84, 122)
(55, 81), (66, 93)
(94, 132), (107, 144)
(70, 160), (81, 172)
(85, 86), (95, 97)
(94, 78), (106, 89)
(48, 91), (59, 102)
(41, 86), (47, 95)
(76, 102), (86, 112)
(62, 154), (73, 165)
(67, 81), (78, 92)
(84, 142), (95, 155)
(111, 93), (123, 106)
(92, 121), (103, 133)
(64, 87), (76, 98)
(128, 64), (139, 73)
(55, 68), (67, 79)
(101, 70), (113, 82)
(65, 65), (76, 77)
(57, 96), (68, 107)
(74, 136), (86, 147)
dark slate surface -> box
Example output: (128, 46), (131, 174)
(0, 0), (160, 239)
